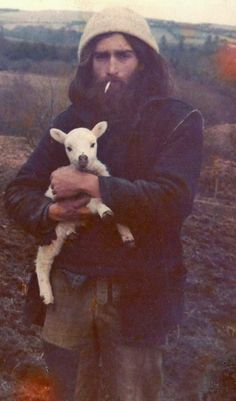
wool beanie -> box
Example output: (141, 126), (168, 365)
(78, 7), (159, 60)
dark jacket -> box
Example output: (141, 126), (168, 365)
(4, 96), (203, 345)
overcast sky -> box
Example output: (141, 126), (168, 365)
(0, 0), (236, 26)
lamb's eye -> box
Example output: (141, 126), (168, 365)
(67, 146), (72, 152)
(90, 143), (95, 148)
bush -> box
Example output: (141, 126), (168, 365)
(0, 72), (70, 146)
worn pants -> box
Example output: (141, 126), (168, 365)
(42, 270), (163, 401)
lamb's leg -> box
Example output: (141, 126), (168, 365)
(87, 199), (135, 246)
(87, 198), (114, 220)
(36, 245), (57, 305)
(116, 223), (135, 248)
(36, 222), (75, 304)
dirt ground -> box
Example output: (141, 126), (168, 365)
(0, 135), (235, 401)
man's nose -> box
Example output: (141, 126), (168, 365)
(107, 56), (118, 76)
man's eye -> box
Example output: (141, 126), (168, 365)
(90, 143), (95, 148)
(118, 53), (130, 60)
(94, 52), (109, 61)
(116, 51), (134, 61)
(67, 146), (72, 152)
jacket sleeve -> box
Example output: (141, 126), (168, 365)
(99, 110), (203, 231)
(4, 125), (67, 244)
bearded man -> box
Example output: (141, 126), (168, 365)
(5, 7), (203, 401)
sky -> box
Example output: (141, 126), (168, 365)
(0, 0), (236, 26)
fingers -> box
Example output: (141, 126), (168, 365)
(50, 167), (100, 199)
(51, 183), (56, 196)
(48, 196), (91, 222)
(78, 206), (92, 215)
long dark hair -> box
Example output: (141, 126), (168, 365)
(69, 32), (172, 107)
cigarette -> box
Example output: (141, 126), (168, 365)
(104, 81), (111, 93)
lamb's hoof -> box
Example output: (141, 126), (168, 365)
(124, 239), (136, 248)
(41, 294), (54, 305)
(66, 232), (79, 242)
(101, 211), (115, 224)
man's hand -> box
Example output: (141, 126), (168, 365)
(48, 196), (92, 222)
(50, 165), (101, 200)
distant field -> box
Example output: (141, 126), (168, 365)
(0, 67), (235, 127)
(0, 9), (90, 29)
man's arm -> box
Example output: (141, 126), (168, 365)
(4, 124), (89, 243)
(99, 111), (203, 229)
(4, 129), (59, 243)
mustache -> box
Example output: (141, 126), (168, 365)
(86, 78), (126, 100)
(99, 77), (125, 89)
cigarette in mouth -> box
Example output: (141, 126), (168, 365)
(104, 81), (111, 93)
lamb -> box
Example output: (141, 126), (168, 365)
(35, 121), (135, 305)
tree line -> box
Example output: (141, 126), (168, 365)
(0, 36), (77, 63)
(4, 25), (82, 46)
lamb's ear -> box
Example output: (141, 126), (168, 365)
(92, 121), (108, 138)
(50, 128), (67, 144)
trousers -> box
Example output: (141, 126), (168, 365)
(42, 269), (163, 401)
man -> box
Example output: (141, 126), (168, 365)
(5, 7), (203, 401)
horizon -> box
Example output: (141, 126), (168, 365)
(0, 0), (235, 27)
(0, 8), (235, 28)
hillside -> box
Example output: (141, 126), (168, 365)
(0, 133), (235, 400)
(0, 9), (91, 30)
(0, 8), (235, 46)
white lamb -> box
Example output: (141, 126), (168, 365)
(36, 121), (135, 305)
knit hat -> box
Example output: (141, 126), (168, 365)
(78, 7), (159, 60)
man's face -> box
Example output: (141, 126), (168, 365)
(92, 33), (139, 87)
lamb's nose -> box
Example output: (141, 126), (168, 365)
(79, 154), (88, 165)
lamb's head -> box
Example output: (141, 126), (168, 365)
(50, 121), (107, 170)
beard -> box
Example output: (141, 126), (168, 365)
(84, 70), (142, 122)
